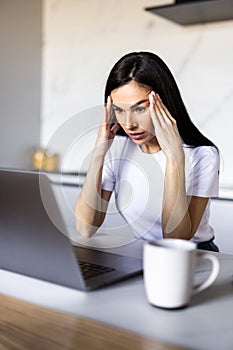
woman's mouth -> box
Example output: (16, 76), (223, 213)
(128, 132), (146, 140)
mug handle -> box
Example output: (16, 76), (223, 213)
(192, 251), (220, 294)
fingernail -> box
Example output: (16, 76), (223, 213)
(149, 93), (154, 103)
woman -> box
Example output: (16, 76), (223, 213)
(75, 51), (220, 252)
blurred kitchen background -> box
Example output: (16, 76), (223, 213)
(1, 0), (233, 253)
(1, 0), (233, 184)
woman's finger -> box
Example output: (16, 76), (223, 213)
(151, 92), (170, 131)
(155, 94), (177, 125)
(111, 123), (120, 136)
(107, 96), (112, 122)
(103, 96), (112, 125)
(150, 92), (180, 149)
(149, 92), (161, 128)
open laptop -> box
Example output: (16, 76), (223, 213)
(0, 169), (142, 291)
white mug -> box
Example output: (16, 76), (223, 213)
(143, 239), (220, 309)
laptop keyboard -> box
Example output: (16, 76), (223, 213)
(79, 260), (115, 280)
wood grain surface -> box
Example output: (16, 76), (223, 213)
(0, 293), (192, 350)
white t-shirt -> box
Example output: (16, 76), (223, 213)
(102, 136), (220, 243)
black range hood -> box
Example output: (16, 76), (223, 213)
(145, 0), (233, 25)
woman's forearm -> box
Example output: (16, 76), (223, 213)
(162, 157), (192, 239)
(75, 149), (108, 237)
(75, 96), (120, 238)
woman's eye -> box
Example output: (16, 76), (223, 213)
(134, 107), (146, 113)
(113, 107), (124, 114)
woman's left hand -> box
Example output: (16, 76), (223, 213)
(149, 91), (184, 163)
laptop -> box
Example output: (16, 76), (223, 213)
(0, 169), (142, 291)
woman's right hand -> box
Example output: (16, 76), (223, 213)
(95, 96), (120, 154)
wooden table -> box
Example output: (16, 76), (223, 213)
(1, 249), (233, 350)
(0, 294), (189, 350)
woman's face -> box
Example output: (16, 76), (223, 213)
(111, 81), (157, 147)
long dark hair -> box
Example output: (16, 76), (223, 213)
(105, 51), (216, 148)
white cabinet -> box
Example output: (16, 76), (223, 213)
(209, 199), (233, 254)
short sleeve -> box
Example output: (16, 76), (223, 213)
(186, 146), (220, 198)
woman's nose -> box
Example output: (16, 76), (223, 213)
(124, 111), (138, 129)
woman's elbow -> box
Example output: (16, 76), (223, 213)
(162, 221), (192, 240)
(75, 218), (98, 238)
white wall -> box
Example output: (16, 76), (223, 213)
(41, 0), (233, 186)
(0, 0), (42, 169)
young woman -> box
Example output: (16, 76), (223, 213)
(75, 51), (220, 252)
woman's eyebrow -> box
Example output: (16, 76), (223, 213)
(130, 99), (149, 109)
(112, 99), (149, 110)
(112, 103), (122, 109)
